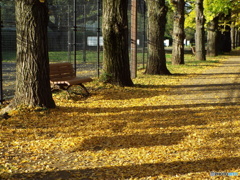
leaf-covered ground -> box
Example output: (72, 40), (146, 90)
(1, 54), (240, 179)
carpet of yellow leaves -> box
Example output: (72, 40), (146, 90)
(1, 55), (240, 179)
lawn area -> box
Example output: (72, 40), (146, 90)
(2, 51), (102, 63)
(1, 54), (240, 179)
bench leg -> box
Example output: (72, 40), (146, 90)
(65, 86), (72, 97)
(66, 84), (90, 96)
(52, 84), (90, 97)
(79, 84), (90, 96)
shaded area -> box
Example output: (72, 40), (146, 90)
(136, 82), (240, 91)
(4, 157), (240, 179)
(76, 132), (188, 151)
(59, 101), (239, 115)
(1, 101), (238, 135)
(209, 132), (240, 139)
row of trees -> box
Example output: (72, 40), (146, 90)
(2, 0), (240, 111)
(171, 0), (240, 63)
(103, 0), (240, 85)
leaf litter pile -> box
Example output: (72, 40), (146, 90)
(1, 55), (240, 179)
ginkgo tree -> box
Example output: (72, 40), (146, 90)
(145, 0), (171, 75)
(229, 0), (240, 49)
(168, 0), (185, 65)
(195, 0), (206, 61)
(101, 0), (134, 86)
(204, 0), (232, 56)
(185, 0), (239, 57)
(2, 0), (56, 112)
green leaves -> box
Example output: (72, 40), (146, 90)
(204, 0), (231, 22)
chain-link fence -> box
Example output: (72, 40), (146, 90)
(1, 3), (16, 100)
(0, 0), (147, 100)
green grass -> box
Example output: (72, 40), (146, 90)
(49, 51), (104, 63)
(3, 51), (146, 63)
(2, 50), (225, 71)
(2, 51), (16, 62)
(2, 51), (104, 63)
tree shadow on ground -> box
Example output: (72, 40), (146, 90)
(75, 132), (188, 151)
(2, 101), (236, 144)
(228, 50), (240, 56)
(5, 157), (240, 179)
(59, 101), (240, 114)
(193, 72), (240, 76)
(135, 82), (240, 91)
(94, 86), (169, 100)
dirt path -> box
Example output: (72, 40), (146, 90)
(170, 54), (240, 106)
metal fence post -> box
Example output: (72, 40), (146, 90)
(0, 5), (4, 104)
(83, 4), (86, 63)
(97, 0), (101, 78)
(68, 5), (72, 61)
(142, 1), (146, 69)
(131, 0), (137, 78)
(73, 0), (77, 75)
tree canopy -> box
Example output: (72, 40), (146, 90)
(204, 0), (231, 22)
(186, 0), (240, 28)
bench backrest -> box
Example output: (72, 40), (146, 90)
(49, 62), (75, 81)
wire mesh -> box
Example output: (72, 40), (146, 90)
(0, 0), (147, 100)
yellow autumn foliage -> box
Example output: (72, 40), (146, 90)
(0, 54), (239, 179)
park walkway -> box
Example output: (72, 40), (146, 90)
(171, 52), (240, 107)
(1, 53), (240, 180)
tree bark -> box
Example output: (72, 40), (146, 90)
(102, 0), (133, 86)
(207, 16), (219, 57)
(171, 0), (185, 65)
(218, 25), (231, 53)
(231, 24), (236, 49)
(5, 0), (55, 111)
(237, 30), (240, 47)
(145, 0), (171, 75)
(236, 30), (239, 47)
(195, 0), (206, 61)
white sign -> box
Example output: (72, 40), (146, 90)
(164, 39), (170, 47)
(87, 36), (103, 46)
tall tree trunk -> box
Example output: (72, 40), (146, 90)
(207, 16), (219, 57)
(195, 0), (206, 61)
(102, 0), (133, 86)
(236, 30), (239, 48)
(223, 25), (232, 52)
(145, 0), (171, 75)
(5, 0), (55, 111)
(237, 30), (240, 47)
(231, 24), (236, 49)
(171, 0), (185, 65)
(218, 24), (231, 53)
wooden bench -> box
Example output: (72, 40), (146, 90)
(191, 46), (196, 56)
(49, 62), (93, 96)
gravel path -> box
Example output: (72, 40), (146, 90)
(171, 53), (240, 106)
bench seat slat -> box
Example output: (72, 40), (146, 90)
(51, 77), (93, 86)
